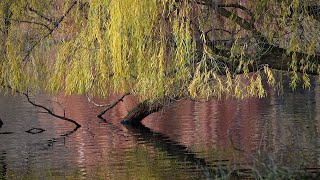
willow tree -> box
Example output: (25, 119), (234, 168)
(0, 0), (319, 124)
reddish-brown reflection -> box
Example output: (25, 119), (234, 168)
(48, 90), (264, 170)
(0, 81), (317, 179)
(144, 98), (261, 155)
(40, 81), (320, 176)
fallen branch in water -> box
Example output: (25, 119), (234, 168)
(3, 85), (81, 129)
(22, 92), (81, 128)
(97, 92), (130, 118)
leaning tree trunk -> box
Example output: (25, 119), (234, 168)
(121, 99), (166, 125)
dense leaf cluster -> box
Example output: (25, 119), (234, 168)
(0, 0), (319, 100)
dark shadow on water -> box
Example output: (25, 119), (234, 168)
(97, 115), (250, 179)
(0, 132), (13, 135)
(123, 122), (239, 179)
(123, 122), (320, 179)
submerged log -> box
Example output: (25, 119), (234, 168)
(121, 99), (167, 125)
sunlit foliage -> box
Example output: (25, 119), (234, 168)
(0, 0), (319, 100)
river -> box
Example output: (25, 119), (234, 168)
(1, 78), (320, 179)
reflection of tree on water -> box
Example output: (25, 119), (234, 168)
(0, 92), (81, 179)
(0, 118), (13, 134)
(21, 92), (81, 146)
(124, 122), (242, 179)
(98, 115), (221, 178)
(45, 125), (80, 148)
(260, 77), (320, 168)
(0, 151), (7, 180)
(60, 126), (80, 137)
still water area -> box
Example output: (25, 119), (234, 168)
(1, 78), (320, 179)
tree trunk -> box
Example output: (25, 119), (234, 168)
(121, 100), (166, 125)
(259, 47), (320, 74)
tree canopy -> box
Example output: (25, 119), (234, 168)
(0, 0), (319, 101)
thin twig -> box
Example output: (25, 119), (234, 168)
(28, 7), (53, 23)
(97, 93), (130, 118)
(86, 94), (111, 107)
(206, 28), (234, 35)
(3, 18), (53, 31)
(218, 3), (254, 18)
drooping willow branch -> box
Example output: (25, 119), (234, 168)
(189, 0), (320, 75)
(86, 94), (112, 107)
(97, 93), (130, 118)
(23, 0), (78, 61)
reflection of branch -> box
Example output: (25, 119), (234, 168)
(97, 93), (130, 118)
(97, 114), (129, 138)
(229, 134), (245, 152)
(125, 123), (231, 179)
(61, 125), (80, 137)
(39, 125), (80, 151)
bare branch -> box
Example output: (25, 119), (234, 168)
(97, 93), (130, 118)
(27, 7), (53, 23)
(5, 18), (53, 31)
(218, 3), (254, 18)
(206, 28), (232, 35)
(205, 28), (242, 36)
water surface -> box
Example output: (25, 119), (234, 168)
(1, 81), (320, 179)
